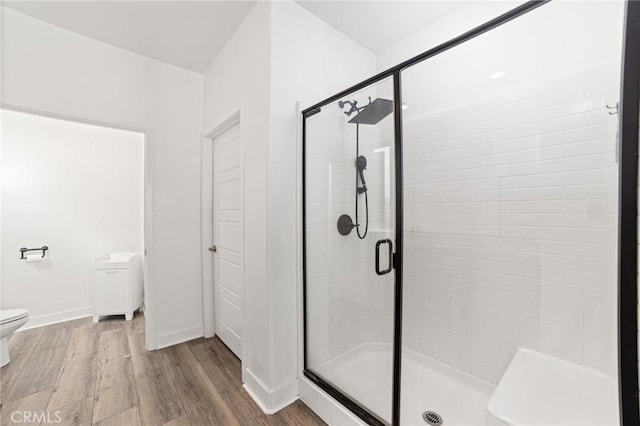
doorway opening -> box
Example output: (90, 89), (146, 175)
(1, 107), (153, 348)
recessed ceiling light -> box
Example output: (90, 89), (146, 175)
(490, 71), (507, 80)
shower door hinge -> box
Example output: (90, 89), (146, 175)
(608, 102), (620, 163)
(304, 107), (321, 118)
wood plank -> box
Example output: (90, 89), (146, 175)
(125, 312), (144, 336)
(207, 337), (241, 370)
(47, 325), (99, 410)
(2, 322), (72, 402)
(0, 327), (44, 402)
(126, 318), (146, 356)
(3, 327), (43, 365)
(273, 400), (327, 426)
(189, 340), (239, 394)
(193, 337), (326, 426)
(54, 397), (93, 426)
(189, 341), (271, 426)
(60, 317), (93, 332)
(130, 350), (183, 426)
(92, 329), (137, 423)
(96, 316), (126, 332)
(0, 389), (50, 426)
(157, 344), (239, 426)
(162, 415), (191, 426)
(94, 406), (141, 426)
(223, 386), (275, 426)
(1, 313), (325, 426)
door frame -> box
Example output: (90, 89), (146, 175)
(0, 102), (157, 350)
(201, 110), (247, 362)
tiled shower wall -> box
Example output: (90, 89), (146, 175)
(402, 66), (620, 384)
(305, 101), (394, 370)
(305, 39), (622, 391)
(306, 109), (368, 367)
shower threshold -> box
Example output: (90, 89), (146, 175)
(315, 343), (494, 425)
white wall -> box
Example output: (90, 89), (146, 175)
(377, 1), (522, 72)
(202, 0), (376, 411)
(1, 7), (204, 348)
(202, 0), (272, 398)
(268, 0), (376, 402)
(1, 109), (144, 328)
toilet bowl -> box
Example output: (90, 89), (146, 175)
(0, 309), (29, 367)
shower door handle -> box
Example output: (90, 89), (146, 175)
(375, 239), (393, 276)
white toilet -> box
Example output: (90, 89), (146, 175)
(0, 309), (29, 367)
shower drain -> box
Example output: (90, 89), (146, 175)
(422, 411), (443, 426)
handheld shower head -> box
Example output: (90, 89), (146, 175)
(356, 155), (367, 171)
(356, 155), (367, 192)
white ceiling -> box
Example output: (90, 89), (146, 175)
(2, 0), (257, 73)
(294, 1), (465, 53)
(3, 1), (466, 73)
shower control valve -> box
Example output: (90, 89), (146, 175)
(337, 214), (357, 236)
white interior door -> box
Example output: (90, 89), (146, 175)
(212, 123), (243, 359)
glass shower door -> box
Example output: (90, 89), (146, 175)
(399, 1), (624, 425)
(303, 77), (397, 425)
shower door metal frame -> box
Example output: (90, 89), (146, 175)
(301, 73), (400, 426)
(617, 0), (640, 423)
(301, 0), (640, 424)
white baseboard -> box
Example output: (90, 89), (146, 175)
(155, 324), (203, 349)
(299, 376), (364, 426)
(243, 368), (299, 414)
(21, 306), (93, 330)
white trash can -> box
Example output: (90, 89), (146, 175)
(93, 252), (143, 322)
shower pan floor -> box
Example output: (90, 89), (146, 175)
(315, 343), (494, 425)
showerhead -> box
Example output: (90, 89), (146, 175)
(348, 98), (393, 125)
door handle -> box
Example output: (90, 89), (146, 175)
(208, 245), (217, 253)
(375, 239), (393, 276)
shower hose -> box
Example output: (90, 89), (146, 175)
(355, 123), (368, 239)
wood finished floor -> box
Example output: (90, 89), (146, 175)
(0, 314), (326, 426)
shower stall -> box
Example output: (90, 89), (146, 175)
(301, 1), (639, 425)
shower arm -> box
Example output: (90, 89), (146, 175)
(338, 100), (359, 117)
(338, 97), (373, 118)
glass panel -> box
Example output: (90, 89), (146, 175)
(400, 1), (625, 425)
(305, 77), (396, 424)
